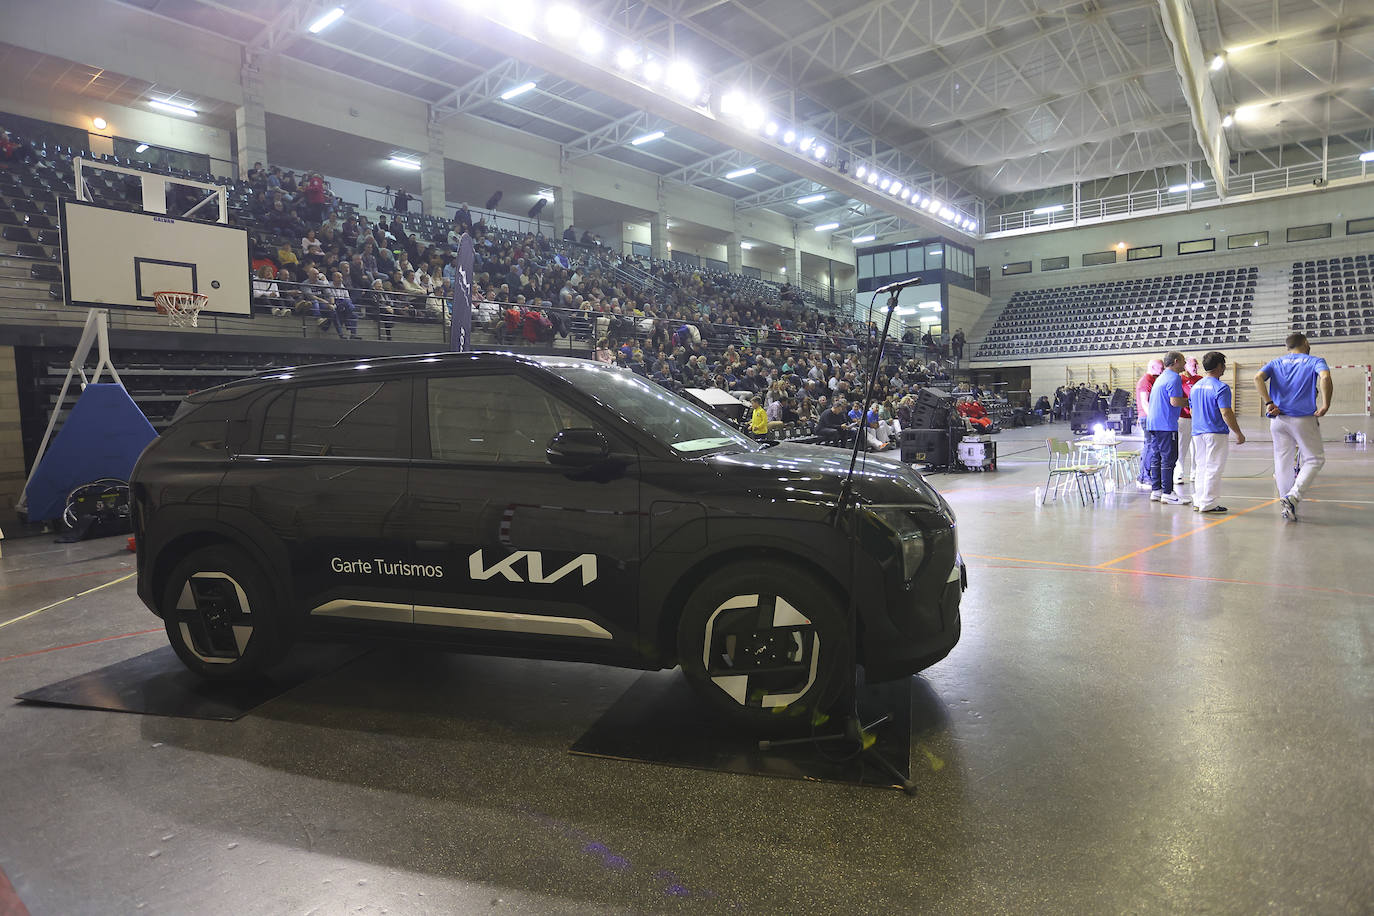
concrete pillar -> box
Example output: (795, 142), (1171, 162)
(420, 114), (446, 216)
(651, 181), (669, 260)
(235, 63), (268, 179)
(553, 188), (575, 237)
(727, 209), (742, 273)
(789, 224), (803, 280)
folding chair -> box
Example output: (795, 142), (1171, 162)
(1043, 439), (1103, 505)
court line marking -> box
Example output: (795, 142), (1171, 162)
(0, 565), (135, 591)
(965, 557), (1374, 600)
(1094, 499), (1279, 568)
(0, 572), (136, 631)
(0, 627), (163, 664)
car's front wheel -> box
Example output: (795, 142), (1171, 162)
(160, 545), (290, 680)
(677, 560), (849, 731)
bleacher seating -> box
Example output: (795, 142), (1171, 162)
(1288, 254), (1373, 338)
(976, 266), (1258, 359)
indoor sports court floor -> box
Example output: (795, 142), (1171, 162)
(0, 420), (1370, 915)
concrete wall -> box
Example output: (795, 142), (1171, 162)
(978, 183), (1374, 303)
(947, 286), (988, 341)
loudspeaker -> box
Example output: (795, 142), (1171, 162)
(527, 198), (547, 219)
(485, 190), (503, 211)
(900, 428), (949, 466)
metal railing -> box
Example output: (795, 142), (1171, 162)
(991, 153), (1374, 235)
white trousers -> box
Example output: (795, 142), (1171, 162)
(1192, 433), (1229, 510)
(1270, 415), (1326, 501)
(1176, 417), (1192, 482)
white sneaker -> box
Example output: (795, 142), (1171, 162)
(1160, 492), (1190, 505)
(1135, 481), (1153, 491)
(1150, 490), (1163, 501)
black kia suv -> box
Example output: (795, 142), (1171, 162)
(131, 353), (963, 729)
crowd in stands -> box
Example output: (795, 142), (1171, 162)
(3, 128), (960, 442)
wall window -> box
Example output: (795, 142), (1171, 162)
(907, 246), (925, 272)
(1001, 260), (1032, 276)
(857, 253), (875, 280)
(671, 250), (701, 267)
(924, 243), (943, 267)
(872, 250), (891, 277)
(1126, 245), (1162, 261)
(1082, 250), (1117, 267)
(1347, 217), (1374, 236)
(1227, 230), (1269, 249)
(704, 257), (728, 273)
(260, 380), (410, 459)
(428, 375), (594, 464)
(742, 266), (761, 279)
(1286, 223), (1332, 243)
(1041, 256), (1069, 271)
(630, 242), (650, 258)
(889, 248), (907, 275)
(1178, 238), (1215, 255)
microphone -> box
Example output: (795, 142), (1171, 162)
(875, 276), (923, 294)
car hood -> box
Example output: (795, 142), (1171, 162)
(704, 442), (948, 514)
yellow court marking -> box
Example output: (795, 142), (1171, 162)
(0, 572), (136, 630)
(1094, 499), (1279, 568)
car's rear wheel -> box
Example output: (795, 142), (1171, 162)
(677, 560), (849, 731)
(160, 545), (290, 680)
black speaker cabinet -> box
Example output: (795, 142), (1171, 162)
(900, 428), (949, 466)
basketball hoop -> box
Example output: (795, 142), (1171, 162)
(153, 290), (208, 327)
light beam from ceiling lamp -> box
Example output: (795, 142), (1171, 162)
(149, 99), (197, 117)
(631, 130), (665, 145)
(307, 7), (344, 33)
(500, 81), (537, 100)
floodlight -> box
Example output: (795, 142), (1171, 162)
(812, 144), (826, 159)
(815, 223), (839, 232)
(665, 60), (699, 98)
(798, 136), (814, 152)
(631, 130), (665, 145)
(388, 156), (422, 169)
(855, 165), (867, 178)
(899, 188), (911, 201)
(1359, 151), (1374, 162)
(867, 173), (878, 186)
(720, 91), (745, 116)
(643, 59), (663, 83)
(616, 47), (640, 70)
(308, 7), (344, 33)
(579, 28), (605, 56)
(741, 242), (755, 250)
(500, 81), (537, 100)
(1210, 54), (1224, 71)
(545, 4), (581, 34)
(782, 129), (797, 145)
(149, 99), (197, 117)
(1221, 113), (1234, 128)
(742, 104), (766, 130)
(1167, 181), (1205, 192)
(1234, 104), (1260, 122)
(890, 181), (903, 195)
(879, 178), (891, 191)
(796, 194), (825, 205)
(135, 143), (149, 153)
(725, 167), (757, 179)
(764, 121), (779, 137)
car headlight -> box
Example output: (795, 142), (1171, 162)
(866, 506), (926, 580)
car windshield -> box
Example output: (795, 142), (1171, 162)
(549, 364), (760, 456)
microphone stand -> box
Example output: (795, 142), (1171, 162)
(758, 288), (916, 795)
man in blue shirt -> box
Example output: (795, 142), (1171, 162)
(1255, 333), (1333, 521)
(1189, 351), (1247, 513)
(1145, 351), (1189, 504)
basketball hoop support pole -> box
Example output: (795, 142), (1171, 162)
(16, 310), (124, 514)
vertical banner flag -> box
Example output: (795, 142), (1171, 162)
(450, 231), (475, 351)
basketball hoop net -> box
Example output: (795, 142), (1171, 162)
(153, 290), (208, 327)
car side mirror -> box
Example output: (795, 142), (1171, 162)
(547, 428), (609, 468)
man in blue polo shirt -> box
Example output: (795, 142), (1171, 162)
(1255, 332), (1333, 521)
(1189, 351), (1246, 513)
(1145, 351), (1189, 504)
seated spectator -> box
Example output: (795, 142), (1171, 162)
(328, 270), (359, 339)
(301, 229), (324, 257)
(252, 265), (283, 316)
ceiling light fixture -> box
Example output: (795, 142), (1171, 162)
(1359, 151), (1374, 162)
(387, 156), (422, 170)
(763, 121), (779, 137)
(719, 91), (745, 116)
(631, 130), (665, 145)
(643, 59), (663, 83)
(900, 188), (911, 201)
(855, 165), (867, 178)
(579, 28), (605, 56)
(665, 60), (700, 98)
(1222, 113), (1234, 128)
(1167, 181), (1205, 192)
(308, 6), (344, 33)
(616, 47), (640, 70)
(135, 143), (149, 153)
(1210, 54), (1225, 71)
(852, 234), (876, 244)
(725, 166), (757, 179)
(500, 81), (537, 100)
(149, 99), (197, 117)
(545, 3), (581, 34)
(815, 222), (839, 232)
(812, 144), (826, 159)
(798, 136), (814, 152)
(741, 242), (755, 249)
(782, 129), (797, 145)
(796, 194), (825, 205)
